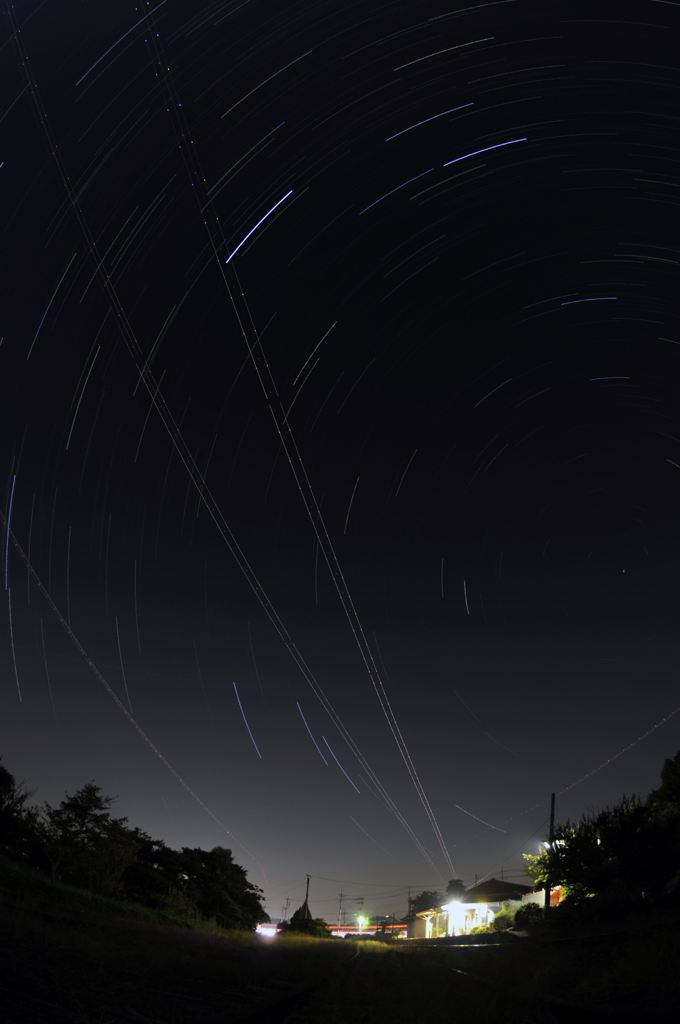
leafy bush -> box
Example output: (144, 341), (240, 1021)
(491, 908), (515, 931)
(279, 916), (329, 938)
(514, 902), (543, 929)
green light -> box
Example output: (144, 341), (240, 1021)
(357, 915), (367, 930)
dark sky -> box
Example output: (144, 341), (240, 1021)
(2, 0), (680, 922)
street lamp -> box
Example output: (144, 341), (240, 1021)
(356, 914), (367, 932)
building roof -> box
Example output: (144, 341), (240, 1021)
(412, 877), (536, 918)
(463, 878), (534, 903)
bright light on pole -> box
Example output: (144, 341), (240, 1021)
(357, 914), (367, 932)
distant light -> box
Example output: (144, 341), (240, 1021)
(357, 915), (367, 930)
(256, 924), (277, 938)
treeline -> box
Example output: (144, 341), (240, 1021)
(525, 748), (680, 922)
(0, 756), (266, 931)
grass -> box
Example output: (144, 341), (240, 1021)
(2, 858), (679, 1022)
(0, 858), (385, 1022)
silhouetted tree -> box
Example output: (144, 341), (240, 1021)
(649, 750), (680, 814)
(411, 890), (442, 914)
(0, 758), (40, 865)
(524, 751), (680, 915)
(1, 756), (267, 930)
(646, 749), (680, 897)
(445, 878), (467, 900)
(120, 830), (183, 907)
(43, 783), (139, 894)
(525, 796), (650, 910)
(176, 846), (266, 929)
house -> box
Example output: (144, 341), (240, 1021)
(519, 884), (565, 910)
(410, 877), (534, 938)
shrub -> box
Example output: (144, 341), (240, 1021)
(491, 909), (515, 931)
(514, 902), (543, 929)
(279, 917), (329, 938)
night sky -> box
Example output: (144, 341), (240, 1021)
(3, 0), (680, 922)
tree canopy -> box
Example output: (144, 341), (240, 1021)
(0, 759), (40, 864)
(524, 748), (680, 917)
(411, 890), (442, 914)
(43, 782), (138, 894)
(0, 756), (266, 930)
(445, 878), (467, 900)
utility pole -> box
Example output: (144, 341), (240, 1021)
(544, 792), (556, 915)
(281, 897), (290, 922)
(337, 891), (344, 927)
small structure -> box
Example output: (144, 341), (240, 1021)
(415, 906), (451, 939)
(289, 874), (313, 927)
(411, 877), (534, 938)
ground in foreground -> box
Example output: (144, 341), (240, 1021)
(2, 863), (679, 1022)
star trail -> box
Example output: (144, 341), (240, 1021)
(2, 0), (680, 920)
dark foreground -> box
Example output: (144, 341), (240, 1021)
(2, 863), (679, 1023)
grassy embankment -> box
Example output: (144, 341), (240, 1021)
(2, 857), (680, 1022)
